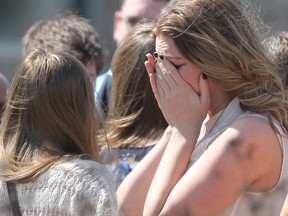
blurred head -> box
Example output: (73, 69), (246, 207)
(22, 13), (105, 88)
(154, 0), (288, 129)
(262, 32), (288, 88)
(0, 73), (9, 115)
(0, 49), (99, 182)
(107, 21), (167, 147)
(113, 0), (170, 45)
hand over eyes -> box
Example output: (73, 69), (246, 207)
(145, 53), (210, 134)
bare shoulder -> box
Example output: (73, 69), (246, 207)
(213, 115), (283, 190)
(223, 114), (282, 158)
(211, 115), (280, 156)
(232, 114), (277, 136)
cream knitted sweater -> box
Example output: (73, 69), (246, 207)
(0, 159), (118, 216)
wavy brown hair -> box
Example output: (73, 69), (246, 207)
(22, 13), (105, 76)
(0, 49), (100, 183)
(155, 0), (288, 132)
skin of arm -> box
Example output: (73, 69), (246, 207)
(157, 117), (282, 216)
(143, 54), (210, 215)
(117, 126), (172, 216)
(143, 54), (282, 215)
(143, 126), (202, 215)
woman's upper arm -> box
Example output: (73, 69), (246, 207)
(160, 117), (282, 216)
(117, 126), (172, 216)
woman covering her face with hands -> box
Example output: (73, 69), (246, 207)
(117, 0), (288, 215)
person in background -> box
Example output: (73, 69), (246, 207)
(0, 49), (117, 215)
(95, 0), (170, 119)
(262, 31), (288, 90)
(22, 13), (105, 90)
(100, 21), (168, 188)
(0, 73), (9, 116)
(117, 0), (288, 215)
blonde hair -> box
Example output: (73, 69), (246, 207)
(262, 32), (288, 87)
(0, 49), (100, 182)
(106, 21), (167, 147)
(155, 0), (288, 131)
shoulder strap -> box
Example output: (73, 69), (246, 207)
(6, 181), (22, 216)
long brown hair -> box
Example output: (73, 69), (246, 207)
(155, 0), (288, 132)
(106, 21), (168, 147)
(0, 49), (100, 182)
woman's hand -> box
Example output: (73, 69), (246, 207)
(145, 53), (210, 136)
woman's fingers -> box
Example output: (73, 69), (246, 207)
(158, 55), (189, 88)
(157, 57), (179, 89)
(145, 54), (156, 75)
(145, 54), (160, 100)
(155, 63), (169, 97)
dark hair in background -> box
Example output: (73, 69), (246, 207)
(22, 12), (106, 76)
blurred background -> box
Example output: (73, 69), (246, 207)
(0, 0), (287, 81)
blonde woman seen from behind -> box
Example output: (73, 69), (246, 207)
(0, 49), (117, 216)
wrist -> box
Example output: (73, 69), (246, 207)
(171, 123), (201, 145)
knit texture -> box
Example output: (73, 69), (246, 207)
(0, 159), (118, 216)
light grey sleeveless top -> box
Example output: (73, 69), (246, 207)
(188, 97), (288, 216)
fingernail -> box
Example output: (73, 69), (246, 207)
(202, 73), (207, 80)
(153, 52), (158, 58)
(159, 55), (164, 60)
